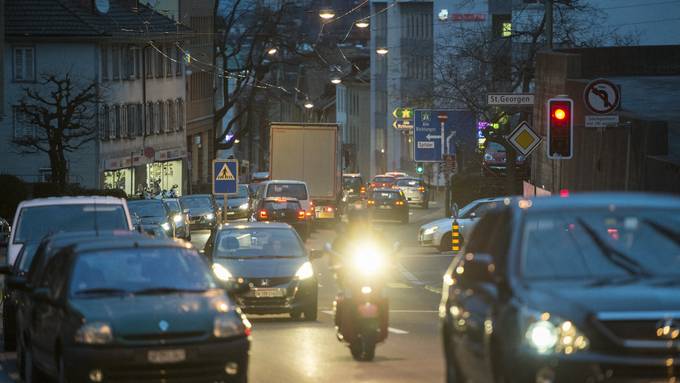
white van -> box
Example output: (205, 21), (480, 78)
(8, 196), (134, 264)
(252, 180), (312, 216)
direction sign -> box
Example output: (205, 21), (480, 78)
(212, 159), (239, 195)
(413, 110), (475, 162)
(487, 93), (534, 106)
(507, 121), (541, 156)
(584, 78), (620, 114)
(392, 107), (414, 120)
(393, 119), (413, 130)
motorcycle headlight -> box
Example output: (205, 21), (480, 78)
(239, 203), (249, 211)
(74, 322), (113, 345)
(352, 243), (386, 276)
(214, 313), (251, 338)
(523, 311), (589, 354)
(423, 226), (439, 236)
(295, 261), (314, 280)
(173, 214), (183, 223)
(161, 222), (171, 231)
(206, 213), (215, 220)
(212, 263), (233, 281)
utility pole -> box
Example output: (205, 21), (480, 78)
(545, 0), (553, 50)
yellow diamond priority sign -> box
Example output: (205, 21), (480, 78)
(507, 121), (541, 156)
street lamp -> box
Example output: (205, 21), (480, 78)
(267, 47), (278, 55)
(319, 9), (335, 20)
(304, 100), (314, 109)
(331, 77), (342, 85)
(376, 47), (389, 55)
(355, 19), (369, 28)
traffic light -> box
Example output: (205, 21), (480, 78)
(547, 98), (574, 159)
(416, 164), (424, 174)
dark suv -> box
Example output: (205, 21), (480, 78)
(440, 193), (680, 383)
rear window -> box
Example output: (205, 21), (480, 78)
(343, 177), (363, 189)
(372, 191), (402, 201)
(163, 200), (181, 214)
(14, 204), (128, 243)
(373, 176), (395, 183)
(128, 201), (166, 218)
(263, 201), (301, 210)
(396, 179), (422, 187)
(266, 184), (308, 200)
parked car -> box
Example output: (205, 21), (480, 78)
(367, 188), (409, 224)
(180, 194), (221, 230)
(16, 231), (251, 383)
(253, 197), (310, 240)
(369, 175), (397, 190)
(394, 177), (429, 208)
(221, 184), (251, 220)
(440, 193), (680, 383)
(0, 242), (39, 351)
(419, 197), (508, 252)
(204, 222), (322, 320)
(163, 198), (191, 240)
(128, 199), (176, 238)
(7, 196), (133, 265)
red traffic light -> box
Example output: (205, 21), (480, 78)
(553, 108), (567, 121)
(547, 98), (574, 159)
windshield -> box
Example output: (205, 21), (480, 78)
(70, 248), (216, 296)
(520, 209), (680, 281)
(164, 200), (181, 214)
(372, 191), (402, 201)
(396, 179), (422, 187)
(373, 176), (395, 183)
(214, 228), (304, 258)
(263, 201), (301, 211)
(14, 204), (128, 243)
(127, 201), (166, 218)
(343, 177), (363, 189)
(266, 184), (308, 200)
(180, 196), (213, 209)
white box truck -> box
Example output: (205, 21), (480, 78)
(269, 123), (341, 223)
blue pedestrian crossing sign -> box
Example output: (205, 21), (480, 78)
(213, 159), (239, 195)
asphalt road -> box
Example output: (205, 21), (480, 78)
(0, 202), (453, 382)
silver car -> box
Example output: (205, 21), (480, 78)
(395, 177), (428, 208)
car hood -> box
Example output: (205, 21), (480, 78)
(525, 281), (680, 318)
(187, 207), (213, 217)
(138, 216), (166, 225)
(214, 257), (307, 278)
(70, 291), (227, 337)
(226, 198), (248, 209)
(421, 217), (453, 229)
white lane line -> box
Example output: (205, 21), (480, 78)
(396, 263), (424, 286)
(322, 310), (334, 316)
(388, 327), (409, 335)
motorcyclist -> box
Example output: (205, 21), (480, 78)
(331, 208), (389, 280)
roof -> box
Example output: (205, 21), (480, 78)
(46, 231), (191, 254)
(217, 222), (294, 230)
(513, 192), (680, 213)
(127, 199), (164, 205)
(264, 180), (307, 185)
(18, 195), (126, 208)
(5, 0), (186, 39)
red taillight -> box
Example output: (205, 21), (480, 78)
(559, 189), (569, 197)
(360, 186), (366, 193)
(258, 210), (268, 220)
(297, 210), (306, 220)
(367, 200), (375, 205)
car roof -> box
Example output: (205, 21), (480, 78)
(62, 233), (192, 254)
(343, 173), (362, 177)
(264, 180), (307, 185)
(17, 196), (126, 208)
(514, 192), (680, 213)
(372, 188), (401, 193)
(127, 199), (163, 204)
(216, 222), (294, 230)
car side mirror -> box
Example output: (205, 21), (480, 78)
(310, 249), (325, 260)
(32, 287), (52, 303)
(0, 264), (12, 275)
(457, 253), (495, 285)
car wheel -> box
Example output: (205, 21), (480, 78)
(304, 300), (318, 321)
(350, 333), (376, 361)
(439, 232), (452, 252)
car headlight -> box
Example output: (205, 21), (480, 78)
(524, 311), (589, 354)
(351, 242), (386, 276)
(295, 261), (314, 280)
(74, 322), (113, 344)
(214, 313), (252, 338)
(212, 263), (233, 281)
(206, 213), (215, 220)
(161, 222), (171, 231)
(423, 226), (439, 236)
(484, 153), (494, 161)
(173, 214), (183, 224)
(239, 203), (249, 211)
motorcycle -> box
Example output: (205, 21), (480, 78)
(325, 240), (399, 361)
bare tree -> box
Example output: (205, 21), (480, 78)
(11, 73), (99, 188)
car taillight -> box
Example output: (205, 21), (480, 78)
(360, 186), (366, 193)
(395, 200), (405, 206)
(367, 200), (375, 205)
(325, 207), (333, 213)
(297, 210), (306, 220)
(418, 186), (425, 192)
(258, 210), (268, 220)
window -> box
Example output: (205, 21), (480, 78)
(113, 104), (122, 138)
(134, 47), (141, 79)
(12, 106), (34, 138)
(109, 105), (117, 140)
(99, 105), (110, 140)
(153, 102), (160, 134)
(168, 100), (176, 132)
(502, 22), (512, 37)
(101, 45), (109, 81)
(13, 47), (35, 82)
(146, 102), (154, 135)
(159, 101), (166, 133)
(145, 47), (153, 78)
(120, 105), (128, 138)
(112, 45), (121, 80)
(135, 103), (144, 136)
(127, 104), (136, 138)
(177, 98), (184, 131)
(124, 46), (134, 79)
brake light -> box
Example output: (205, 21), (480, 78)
(395, 200), (405, 206)
(367, 200), (375, 205)
(325, 207), (334, 213)
(360, 186), (366, 193)
(297, 210), (306, 220)
(418, 186), (425, 192)
(309, 201), (314, 207)
(258, 210), (268, 220)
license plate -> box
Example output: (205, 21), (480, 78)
(318, 212), (334, 219)
(379, 205), (392, 209)
(148, 349), (186, 364)
(357, 303), (379, 318)
(252, 288), (285, 298)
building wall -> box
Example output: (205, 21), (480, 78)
(0, 42), (98, 187)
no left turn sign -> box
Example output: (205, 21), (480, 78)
(584, 78), (620, 114)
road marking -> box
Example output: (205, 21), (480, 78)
(322, 310), (334, 315)
(425, 285), (443, 295)
(388, 327), (409, 335)
(396, 263), (424, 285)
(387, 282), (411, 289)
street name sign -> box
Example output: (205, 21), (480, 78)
(507, 121), (541, 156)
(413, 110), (475, 162)
(213, 159), (239, 195)
(393, 119), (413, 130)
(585, 115), (620, 128)
(584, 78), (620, 114)
(487, 93), (535, 106)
